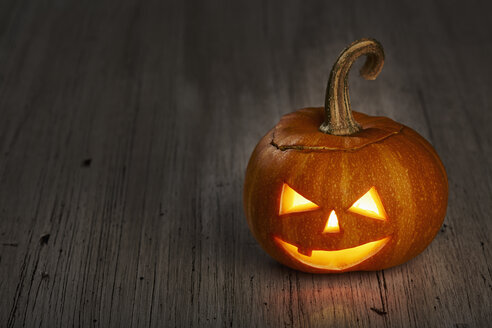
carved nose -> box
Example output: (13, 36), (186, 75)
(323, 210), (340, 233)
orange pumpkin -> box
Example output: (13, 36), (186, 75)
(243, 39), (448, 273)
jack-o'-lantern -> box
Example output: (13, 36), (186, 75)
(243, 39), (448, 273)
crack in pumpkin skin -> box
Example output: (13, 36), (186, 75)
(270, 129), (402, 152)
(271, 108), (403, 152)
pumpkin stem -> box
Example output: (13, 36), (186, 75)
(320, 38), (385, 135)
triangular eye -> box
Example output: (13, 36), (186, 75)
(348, 187), (387, 220)
(279, 183), (319, 215)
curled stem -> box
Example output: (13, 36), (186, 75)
(319, 38), (385, 135)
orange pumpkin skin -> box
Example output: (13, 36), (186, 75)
(243, 107), (448, 273)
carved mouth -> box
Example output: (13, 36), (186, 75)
(274, 236), (390, 271)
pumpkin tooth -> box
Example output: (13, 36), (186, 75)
(297, 248), (312, 257)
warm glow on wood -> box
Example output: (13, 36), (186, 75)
(279, 183), (319, 215)
(348, 187), (387, 220)
(275, 236), (390, 271)
(323, 210), (340, 233)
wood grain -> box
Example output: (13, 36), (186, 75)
(0, 0), (491, 327)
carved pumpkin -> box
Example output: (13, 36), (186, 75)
(243, 39), (448, 273)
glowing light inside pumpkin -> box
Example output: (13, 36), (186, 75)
(275, 236), (390, 271)
(323, 210), (340, 233)
(348, 187), (387, 220)
(279, 183), (319, 215)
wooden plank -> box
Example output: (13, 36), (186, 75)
(0, 0), (490, 326)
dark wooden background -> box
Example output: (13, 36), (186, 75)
(0, 0), (491, 327)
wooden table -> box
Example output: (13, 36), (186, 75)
(1, 1), (491, 326)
